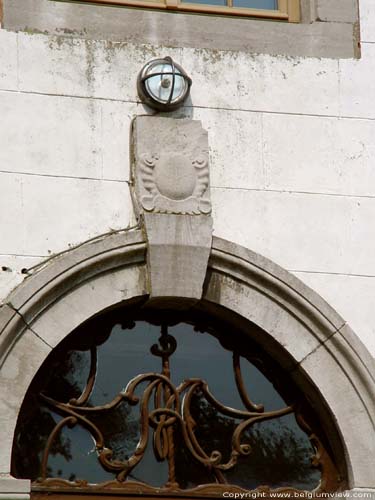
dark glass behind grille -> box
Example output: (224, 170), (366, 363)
(13, 317), (322, 490)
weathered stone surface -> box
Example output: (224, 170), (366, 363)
(13, 31), (343, 117)
(360, 0), (375, 43)
(0, 496), (29, 499)
(132, 117), (211, 216)
(0, 90), (139, 182)
(316, 0), (357, 22)
(210, 237), (347, 330)
(144, 213), (212, 299)
(18, 31), (89, 98)
(296, 336), (375, 488)
(6, 230), (147, 322)
(0, 30), (17, 90)
(293, 271), (375, 357)
(0, 476), (30, 495)
(132, 116), (212, 300)
(203, 270), (321, 367)
(295, 347), (375, 488)
(192, 107), (264, 191)
(185, 50), (341, 117)
(101, 100), (141, 181)
(339, 44), (375, 120)
(0, 305), (28, 368)
(0, 329), (51, 473)
(205, 237), (347, 369)
(31, 264), (148, 348)
(0, 304), (17, 339)
(3, 0), (359, 58)
(0, 172), (134, 256)
(262, 112), (375, 197)
(17, 32), (143, 102)
(211, 188), (375, 277)
(0, 90), (100, 179)
(0, 256), (41, 302)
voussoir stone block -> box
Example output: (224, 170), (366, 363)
(0, 329), (51, 474)
(132, 116), (213, 300)
(295, 339), (375, 489)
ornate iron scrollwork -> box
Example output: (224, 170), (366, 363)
(34, 324), (339, 496)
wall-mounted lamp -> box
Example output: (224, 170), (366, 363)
(137, 56), (192, 112)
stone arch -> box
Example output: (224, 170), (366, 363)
(0, 229), (374, 496)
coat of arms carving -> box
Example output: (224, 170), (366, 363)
(139, 152), (211, 215)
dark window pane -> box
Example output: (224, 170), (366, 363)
(224, 415), (321, 490)
(40, 409), (115, 483)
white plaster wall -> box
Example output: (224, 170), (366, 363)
(0, 0), (375, 355)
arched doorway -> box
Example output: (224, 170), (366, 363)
(12, 302), (344, 497)
(1, 230), (375, 497)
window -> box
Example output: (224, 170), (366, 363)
(12, 305), (344, 498)
(70, 0), (300, 21)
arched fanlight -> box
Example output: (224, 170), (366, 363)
(137, 56), (192, 112)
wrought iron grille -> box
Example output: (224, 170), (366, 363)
(12, 314), (343, 497)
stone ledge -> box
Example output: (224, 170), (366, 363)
(0, 496), (29, 500)
(2, 0), (360, 59)
(0, 476), (30, 494)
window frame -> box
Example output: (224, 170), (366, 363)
(66, 0), (300, 22)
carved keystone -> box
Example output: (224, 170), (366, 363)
(132, 116), (213, 300)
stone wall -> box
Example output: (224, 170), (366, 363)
(0, 0), (374, 357)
